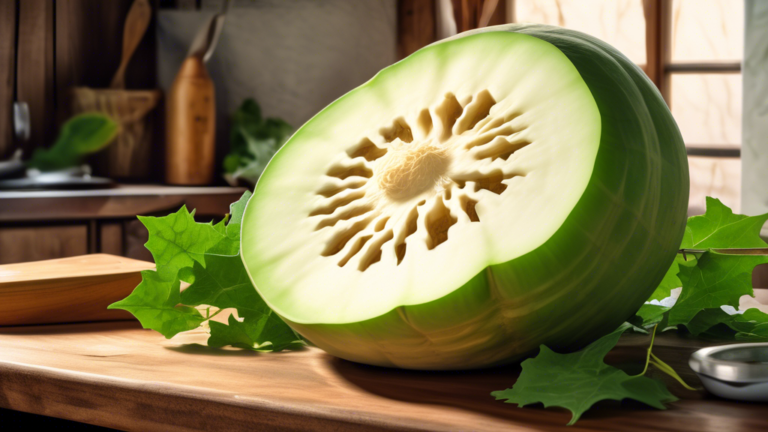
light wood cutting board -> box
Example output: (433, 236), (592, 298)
(0, 254), (154, 326)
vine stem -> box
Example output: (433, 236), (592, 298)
(636, 324), (658, 377)
(635, 323), (699, 390)
(649, 353), (699, 391)
(204, 307), (223, 321)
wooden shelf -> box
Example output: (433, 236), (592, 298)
(0, 184), (247, 264)
(0, 318), (766, 431)
(0, 184), (247, 222)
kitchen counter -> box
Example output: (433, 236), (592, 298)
(0, 317), (766, 431)
(0, 185), (246, 265)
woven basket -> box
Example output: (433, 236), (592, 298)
(71, 87), (161, 180)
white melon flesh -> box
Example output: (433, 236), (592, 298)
(243, 32), (599, 324)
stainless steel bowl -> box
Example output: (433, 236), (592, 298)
(690, 343), (768, 402)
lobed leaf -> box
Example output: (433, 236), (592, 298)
(492, 325), (676, 425)
(108, 270), (204, 338)
(671, 252), (768, 327)
(139, 206), (235, 281)
(208, 312), (303, 352)
(643, 198), (768, 336)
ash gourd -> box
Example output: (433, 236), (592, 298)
(240, 24), (689, 370)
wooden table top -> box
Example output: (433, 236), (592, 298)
(0, 319), (766, 432)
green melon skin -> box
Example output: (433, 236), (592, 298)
(241, 24), (689, 370)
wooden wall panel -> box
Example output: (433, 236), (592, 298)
(0, 1), (16, 159)
(0, 226), (88, 265)
(452, 0), (507, 32)
(397, 0), (437, 59)
(16, 0), (55, 153)
(486, 0), (507, 27)
(2, 0), (158, 159)
(55, 0), (157, 121)
(100, 222), (124, 256)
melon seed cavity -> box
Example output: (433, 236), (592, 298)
(310, 90), (532, 271)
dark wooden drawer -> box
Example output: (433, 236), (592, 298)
(0, 225), (88, 264)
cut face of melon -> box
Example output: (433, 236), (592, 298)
(242, 25), (689, 370)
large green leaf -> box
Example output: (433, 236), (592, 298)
(28, 113), (118, 171)
(671, 252), (768, 327)
(646, 198), (768, 332)
(732, 309), (768, 340)
(179, 254), (265, 318)
(492, 325), (676, 425)
(112, 191), (303, 351)
(687, 198), (768, 249)
(208, 312), (303, 352)
(139, 206), (235, 281)
(108, 270), (204, 338)
(685, 307), (768, 339)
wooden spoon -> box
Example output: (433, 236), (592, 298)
(110, 0), (152, 89)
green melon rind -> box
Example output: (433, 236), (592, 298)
(247, 24), (689, 369)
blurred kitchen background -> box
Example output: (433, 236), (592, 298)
(0, 0), (764, 266)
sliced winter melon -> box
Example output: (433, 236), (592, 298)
(241, 24), (689, 370)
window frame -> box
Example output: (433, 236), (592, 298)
(643, 0), (742, 158)
(507, 0), (742, 158)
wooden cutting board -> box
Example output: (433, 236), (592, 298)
(0, 254), (154, 326)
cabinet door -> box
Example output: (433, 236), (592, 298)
(0, 225), (87, 264)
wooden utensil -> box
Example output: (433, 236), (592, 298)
(166, 56), (216, 185)
(0, 254), (154, 326)
(70, 0), (159, 181)
(166, 1), (229, 185)
(110, 0), (152, 90)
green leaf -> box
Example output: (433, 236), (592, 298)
(647, 226), (695, 302)
(208, 312), (303, 352)
(687, 308), (768, 340)
(223, 98), (292, 182)
(232, 133), (280, 181)
(648, 257), (682, 301)
(656, 198), (768, 331)
(670, 252), (768, 327)
(180, 253), (303, 351)
(114, 191), (301, 351)
(108, 270), (204, 338)
(683, 308), (734, 336)
(208, 315), (260, 350)
(28, 113), (118, 171)
(636, 304), (671, 328)
(733, 308), (768, 340)
(233, 98), (262, 127)
(627, 304), (670, 333)
(686, 197), (768, 249)
(226, 190), (252, 241)
(140, 206), (234, 281)
(492, 325), (676, 425)
(180, 254), (266, 317)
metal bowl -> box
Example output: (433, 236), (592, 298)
(690, 343), (768, 402)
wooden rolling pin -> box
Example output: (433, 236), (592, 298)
(166, 56), (216, 185)
(166, 4), (228, 185)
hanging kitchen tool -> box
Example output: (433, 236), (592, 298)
(166, 0), (230, 185)
(70, 0), (160, 181)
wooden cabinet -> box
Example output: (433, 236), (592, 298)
(0, 225), (87, 264)
(0, 185), (246, 265)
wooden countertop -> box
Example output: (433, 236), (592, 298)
(0, 319), (766, 431)
(0, 184), (247, 221)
